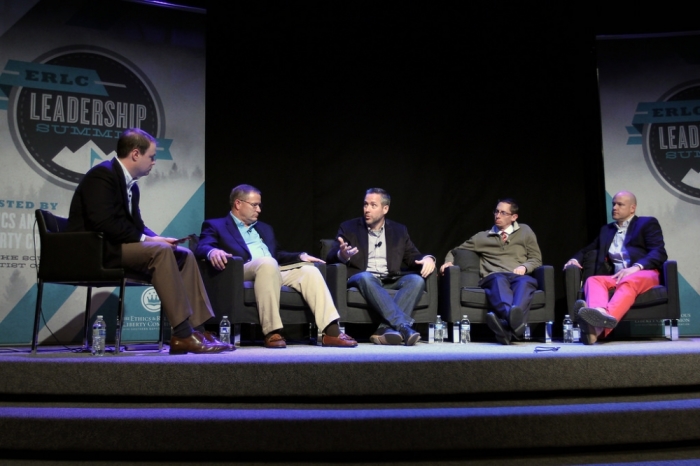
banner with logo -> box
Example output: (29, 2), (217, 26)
(597, 32), (700, 336)
(0, 0), (205, 345)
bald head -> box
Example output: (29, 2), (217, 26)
(615, 191), (637, 205)
(611, 191), (637, 225)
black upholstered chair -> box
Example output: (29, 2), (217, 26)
(439, 249), (555, 339)
(564, 250), (680, 340)
(192, 235), (325, 346)
(319, 239), (438, 328)
(33, 209), (159, 354)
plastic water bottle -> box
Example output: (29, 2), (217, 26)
(92, 315), (106, 356)
(460, 314), (471, 344)
(572, 323), (581, 343)
(563, 314), (573, 343)
(435, 315), (444, 343)
(219, 315), (231, 345)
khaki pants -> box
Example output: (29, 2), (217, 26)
(243, 257), (339, 335)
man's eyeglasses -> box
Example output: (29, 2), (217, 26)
(493, 210), (512, 217)
(239, 199), (262, 209)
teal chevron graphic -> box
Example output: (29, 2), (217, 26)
(0, 59), (108, 96)
(90, 148), (103, 167)
(155, 138), (173, 160)
(0, 284), (75, 345)
(626, 125), (642, 145)
(161, 183), (204, 239)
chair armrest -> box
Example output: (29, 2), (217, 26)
(438, 265), (462, 323)
(451, 249), (481, 288)
(423, 270), (438, 322)
(325, 264), (348, 318)
(533, 265), (555, 321)
(663, 260), (680, 319)
(564, 264), (583, 316)
(197, 256), (246, 319)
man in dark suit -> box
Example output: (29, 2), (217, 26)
(195, 184), (357, 348)
(68, 128), (229, 354)
(564, 191), (667, 344)
(326, 188), (435, 346)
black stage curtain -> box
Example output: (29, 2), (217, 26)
(205, 2), (608, 316)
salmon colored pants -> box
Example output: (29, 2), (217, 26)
(584, 270), (660, 337)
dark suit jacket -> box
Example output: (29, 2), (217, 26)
(195, 215), (301, 265)
(68, 158), (156, 268)
(572, 216), (667, 275)
(326, 217), (426, 278)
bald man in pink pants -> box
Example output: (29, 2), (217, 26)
(564, 191), (667, 344)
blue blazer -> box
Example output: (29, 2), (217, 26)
(572, 216), (667, 275)
(195, 215), (301, 265)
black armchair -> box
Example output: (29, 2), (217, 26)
(192, 236), (326, 346)
(319, 239), (438, 327)
(439, 249), (555, 338)
(33, 209), (159, 354)
(564, 250), (680, 340)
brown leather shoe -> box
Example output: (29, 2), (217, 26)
(264, 333), (286, 348)
(202, 331), (235, 351)
(322, 332), (358, 347)
(169, 331), (226, 354)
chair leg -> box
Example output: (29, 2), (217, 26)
(32, 280), (44, 354)
(115, 279), (127, 354)
(233, 324), (241, 348)
(309, 323), (322, 346)
(664, 319), (679, 341)
(248, 324), (256, 345)
(158, 308), (164, 351)
(83, 286), (93, 351)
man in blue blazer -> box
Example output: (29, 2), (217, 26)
(68, 128), (228, 354)
(564, 191), (667, 344)
(196, 184), (356, 348)
(326, 188), (435, 346)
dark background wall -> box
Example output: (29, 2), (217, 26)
(203, 1), (692, 317)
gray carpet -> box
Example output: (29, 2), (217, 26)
(1, 338), (700, 463)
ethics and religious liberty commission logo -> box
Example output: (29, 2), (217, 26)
(632, 80), (700, 204)
(141, 287), (161, 313)
(2, 45), (165, 189)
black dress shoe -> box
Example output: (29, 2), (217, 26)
(572, 299), (586, 323)
(398, 324), (421, 346)
(486, 312), (511, 345)
(579, 307), (618, 329)
(577, 319), (601, 345)
(509, 306), (525, 337)
(170, 331), (226, 354)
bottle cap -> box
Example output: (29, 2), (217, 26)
(223, 316), (228, 319)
